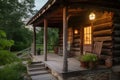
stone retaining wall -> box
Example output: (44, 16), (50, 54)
(66, 72), (110, 80)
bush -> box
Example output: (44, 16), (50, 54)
(0, 62), (26, 80)
(0, 50), (20, 66)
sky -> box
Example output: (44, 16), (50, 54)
(25, 0), (48, 29)
(34, 0), (48, 10)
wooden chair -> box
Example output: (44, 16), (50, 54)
(93, 41), (103, 58)
(93, 41), (112, 64)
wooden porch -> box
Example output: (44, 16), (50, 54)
(27, 1), (120, 79)
(32, 53), (111, 79)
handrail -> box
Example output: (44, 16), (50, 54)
(16, 47), (32, 59)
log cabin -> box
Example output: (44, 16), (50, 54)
(27, 0), (120, 79)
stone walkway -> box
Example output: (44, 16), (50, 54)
(27, 62), (57, 80)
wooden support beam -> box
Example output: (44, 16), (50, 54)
(33, 26), (36, 55)
(80, 27), (84, 54)
(63, 7), (68, 72)
(44, 19), (47, 61)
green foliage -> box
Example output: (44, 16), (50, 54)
(0, 30), (14, 50)
(0, 62), (26, 80)
(36, 28), (59, 48)
(80, 53), (98, 62)
(0, 30), (6, 38)
(11, 27), (32, 51)
(0, 50), (20, 66)
(0, 0), (35, 51)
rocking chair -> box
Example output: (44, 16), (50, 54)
(93, 41), (103, 58)
(93, 41), (112, 66)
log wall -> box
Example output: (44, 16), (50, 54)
(58, 27), (81, 57)
(58, 27), (63, 55)
(113, 14), (120, 65)
(93, 15), (113, 57)
(70, 28), (81, 56)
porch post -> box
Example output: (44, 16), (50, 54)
(33, 26), (36, 55)
(44, 19), (47, 61)
(63, 7), (68, 72)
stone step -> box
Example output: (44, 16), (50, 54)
(28, 67), (46, 71)
(31, 73), (57, 80)
(31, 61), (42, 64)
(28, 70), (49, 76)
(28, 63), (45, 68)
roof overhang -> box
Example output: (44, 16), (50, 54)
(27, 0), (120, 27)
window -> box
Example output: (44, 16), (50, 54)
(84, 26), (92, 44)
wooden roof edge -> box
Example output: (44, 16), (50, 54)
(26, 0), (120, 26)
(26, 0), (57, 26)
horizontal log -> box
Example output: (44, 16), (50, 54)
(113, 50), (120, 56)
(71, 48), (80, 51)
(101, 51), (112, 56)
(59, 34), (63, 38)
(103, 43), (112, 46)
(102, 49), (112, 52)
(102, 46), (112, 49)
(94, 17), (112, 25)
(74, 39), (80, 43)
(113, 44), (120, 50)
(113, 37), (120, 42)
(93, 29), (112, 37)
(59, 39), (63, 41)
(93, 36), (112, 41)
(59, 38), (63, 40)
(113, 42), (120, 44)
(70, 51), (80, 56)
(74, 35), (80, 38)
(59, 44), (63, 46)
(102, 48), (112, 55)
(113, 30), (120, 36)
(73, 36), (80, 39)
(114, 23), (120, 27)
(73, 43), (80, 45)
(114, 19), (120, 23)
(58, 47), (63, 50)
(93, 22), (113, 31)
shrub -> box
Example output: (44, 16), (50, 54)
(0, 50), (20, 66)
(0, 62), (26, 80)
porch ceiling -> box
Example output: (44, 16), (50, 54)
(33, 7), (84, 28)
(27, 0), (120, 27)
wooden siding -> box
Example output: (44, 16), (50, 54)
(93, 13), (113, 58)
(70, 28), (81, 56)
(58, 27), (81, 56)
(113, 14), (120, 65)
(58, 27), (63, 55)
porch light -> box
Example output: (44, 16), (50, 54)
(89, 12), (95, 20)
(74, 29), (78, 34)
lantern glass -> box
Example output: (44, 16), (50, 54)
(89, 12), (95, 20)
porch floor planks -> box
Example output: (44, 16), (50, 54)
(32, 54), (87, 73)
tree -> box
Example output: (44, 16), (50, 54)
(0, 30), (19, 65)
(0, 0), (35, 51)
(36, 27), (59, 50)
(11, 27), (33, 51)
(0, 30), (14, 50)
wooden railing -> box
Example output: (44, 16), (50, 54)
(16, 44), (54, 59)
(16, 47), (32, 59)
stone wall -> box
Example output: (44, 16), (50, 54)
(66, 72), (110, 80)
(50, 67), (120, 80)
